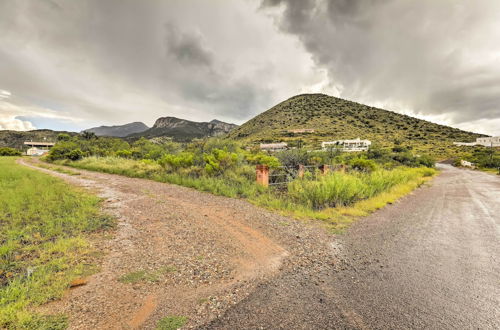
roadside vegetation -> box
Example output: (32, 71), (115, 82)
(44, 134), (436, 232)
(0, 147), (22, 156)
(0, 157), (113, 329)
(452, 146), (500, 173)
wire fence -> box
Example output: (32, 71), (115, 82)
(269, 165), (320, 187)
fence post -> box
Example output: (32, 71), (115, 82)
(336, 164), (346, 173)
(297, 164), (305, 178)
(319, 164), (330, 175)
(256, 164), (269, 187)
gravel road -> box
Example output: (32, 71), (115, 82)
(203, 164), (500, 329)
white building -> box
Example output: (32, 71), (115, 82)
(322, 138), (371, 152)
(453, 136), (500, 147)
(460, 160), (475, 168)
(24, 141), (55, 156)
(260, 142), (288, 152)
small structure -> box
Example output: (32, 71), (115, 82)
(460, 160), (475, 168)
(287, 129), (315, 134)
(321, 138), (371, 152)
(260, 142), (288, 152)
(454, 136), (500, 147)
(24, 141), (55, 156)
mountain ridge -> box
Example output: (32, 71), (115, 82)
(84, 122), (149, 137)
(127, 117), (238, 141)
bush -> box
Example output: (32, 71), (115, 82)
(349, 158), (377, 173)
(203, 148), (239, 175)
(275, 149), (309, 168)
(159, 152), (194, 170)
(0, 147), (22, 156)
(57, 133), (71, 141)
(115, 149), (133, 158)
(244, 152), (280, 168)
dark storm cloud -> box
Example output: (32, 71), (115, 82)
(0, 0), (291, 129)
(164, 23), (214, 67)
(1, 0), (498, 134)
(262, 0), (500, 126)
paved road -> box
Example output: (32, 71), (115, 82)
(203, 165), (500, 329)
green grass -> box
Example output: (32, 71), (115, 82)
(34, 162), (81, 176)
(0, 157), (113, 329)
(287, 167), (435, 209)
(156, 315), (188, 330)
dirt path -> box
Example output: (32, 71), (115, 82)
(18, 159), (335, 329)
(205, 165), (500, 329)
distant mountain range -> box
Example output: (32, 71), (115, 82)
(0, 117), (238, 148)
(84, 122), (149, 137)
(126, 117), (238, 141)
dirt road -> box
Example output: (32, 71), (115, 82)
(19, 159), (335, 329)
(204, 165), (500, 329)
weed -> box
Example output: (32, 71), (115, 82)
(156, 315), (188, 330)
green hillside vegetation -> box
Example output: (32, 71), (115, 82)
(229, 94), (484, 159)
(0, 129), (77, 150)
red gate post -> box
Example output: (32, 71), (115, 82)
(256, 164), (269, 187)
(319, 164), (330, 175)
(297, 164), (305, 178)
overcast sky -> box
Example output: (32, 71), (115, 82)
(0, 0), (499, 135)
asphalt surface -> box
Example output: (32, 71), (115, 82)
(203, 165), (500, 329)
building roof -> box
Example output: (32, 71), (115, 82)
(24, 141), (56, 147)
(260, 142), (287, 149)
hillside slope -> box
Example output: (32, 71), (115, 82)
(127, 117), (238, 141)
(84, 122), (148, 137)
(0, 129), (76, 149)
(229, 94), (483, 157)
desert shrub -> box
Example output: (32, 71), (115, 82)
(275, 149), (309, 168)
(202, 138), (242, 153)
(203, 148), (239, 175)
(417, 154), (435, 168)
(244, 152), (280, 168)
(159, 152), (194, 170)
(115, 149), (133, 158)
(0, 147), (22, 156)
(349, 158), (377, 172)
(47, 141), (87, 161)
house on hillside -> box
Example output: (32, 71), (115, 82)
(24, 141), (55, 156)
(460, 160), (475, 168)
(322, 138), (371, 152)
(287, 129), (315, 134)
(454, 136), (500, 147)
(260, 142), (288, 152)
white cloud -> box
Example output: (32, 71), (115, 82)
(0, 89), (11, 99)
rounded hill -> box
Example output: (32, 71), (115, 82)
(229, 94), (483, 157)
